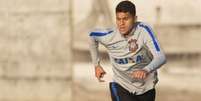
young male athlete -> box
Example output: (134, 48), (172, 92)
(89, 1), (166, 101)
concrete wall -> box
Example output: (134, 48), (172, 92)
(155, 25), (201, 54)
(0, 0), (72, 101)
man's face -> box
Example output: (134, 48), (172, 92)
(116, 12), (136, 36)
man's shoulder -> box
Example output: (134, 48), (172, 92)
(89, 27), (115, 37)
(137, 22), (152, 28)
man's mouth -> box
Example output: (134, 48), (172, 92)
(119, 27), (125, 31)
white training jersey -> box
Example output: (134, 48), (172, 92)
(89, 22), (166, 95)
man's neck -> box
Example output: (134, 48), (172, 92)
(123, 22), (138, 38)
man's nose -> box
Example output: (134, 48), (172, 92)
(119, 20), (124, 26)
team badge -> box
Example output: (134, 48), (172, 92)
(128, 39), (138, 52)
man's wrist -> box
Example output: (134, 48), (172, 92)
(95, 64), (101, 68)
(94, 61), (100, 67)
(143, 67), (151, 73)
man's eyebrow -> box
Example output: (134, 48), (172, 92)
(117, 16), (128, 18)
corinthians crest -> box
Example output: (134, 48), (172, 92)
(128, 39), (138, 52)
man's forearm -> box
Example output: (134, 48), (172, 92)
(89, 37), (100, 67)
(143, 52), (166, 73)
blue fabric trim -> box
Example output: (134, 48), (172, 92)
(111, 82), (120, 101)
(139, 24), (160, 51)
(90, 30), (113, 36)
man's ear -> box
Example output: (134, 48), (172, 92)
(134, 16), (138, 22)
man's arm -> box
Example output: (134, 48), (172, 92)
(89, 37), (100, 66)
(141, 24), (166, 73)
(130, 24), (166, 80)
(89, 36), (106, 82)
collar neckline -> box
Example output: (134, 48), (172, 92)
(123, 22), (139, 38)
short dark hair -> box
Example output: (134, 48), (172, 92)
(116, 0), (136, 16)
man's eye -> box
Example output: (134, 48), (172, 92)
(124, 18), (129, 20)
(116, 18), (120, 20)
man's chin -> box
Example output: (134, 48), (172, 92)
(120, 31), (128, 35)
(119, 30), (125, 33)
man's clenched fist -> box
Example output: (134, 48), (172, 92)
(95, 65), (106, 82)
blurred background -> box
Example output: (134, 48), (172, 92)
(0, 0), (201, 101)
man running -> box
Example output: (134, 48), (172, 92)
(89, 1), (166, 101)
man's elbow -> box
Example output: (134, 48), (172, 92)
(160, 53), (167, 66)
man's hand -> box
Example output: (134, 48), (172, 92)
(130, 70), (148, 80)
(95, 65), (106, 82)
